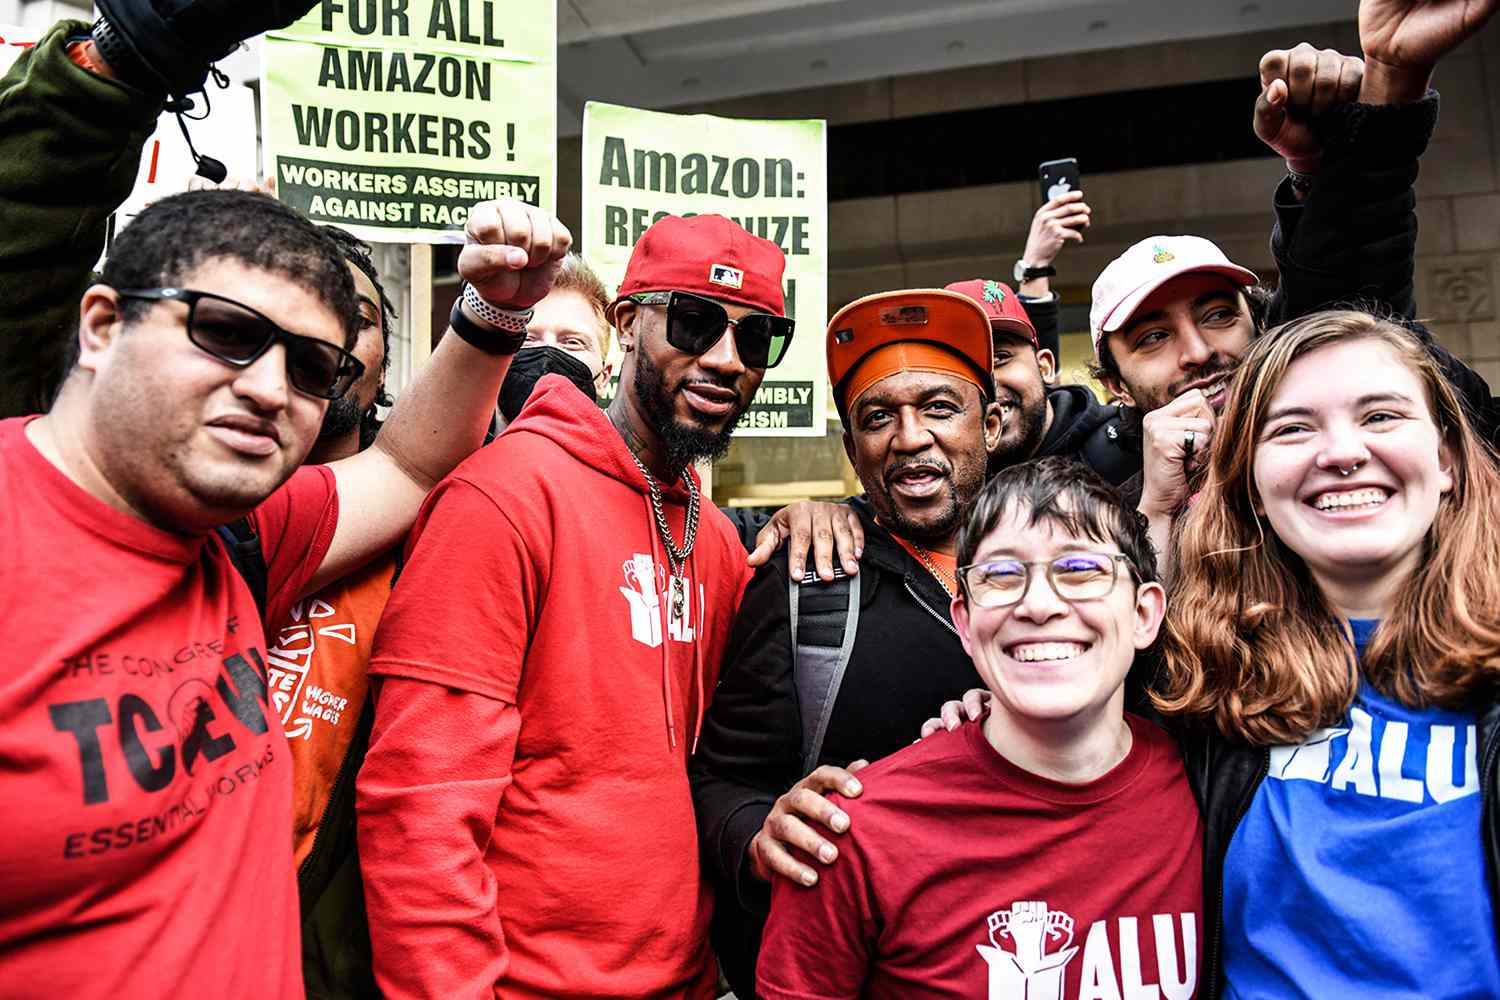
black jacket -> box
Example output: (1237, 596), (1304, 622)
(1019, 289), (1061, 360)
(689, 496), (980, 998)
(1116, 90), (1497, 514)
(1175, 703), (1500, 999)
(1265, 91), (1498, 443)
(1035, 383), (1135, 485)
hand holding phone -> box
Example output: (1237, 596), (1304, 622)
(1021, 159), (1090, 281)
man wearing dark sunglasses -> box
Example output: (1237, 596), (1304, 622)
(602, 231), (795, 482)
(357, 213), (789, 1000)
(0, 186), (566, 998)
(691, 287), (1008, 996)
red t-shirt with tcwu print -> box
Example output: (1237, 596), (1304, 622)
(0, 416), (338, 999)
(758, 713), (1204, 1000)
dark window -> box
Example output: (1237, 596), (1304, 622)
(829, 76), (1270, 201)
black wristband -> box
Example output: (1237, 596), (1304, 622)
(448, 297), (526, 356)
(90, 17), (164, 95)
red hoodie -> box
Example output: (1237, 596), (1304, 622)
(358, 377), (750, 1000)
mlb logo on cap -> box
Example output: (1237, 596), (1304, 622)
(709, 264), (744, 289)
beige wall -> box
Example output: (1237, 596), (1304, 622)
(557, 18), (1500, 498)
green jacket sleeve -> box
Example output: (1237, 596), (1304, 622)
(0, 20), (162, 416)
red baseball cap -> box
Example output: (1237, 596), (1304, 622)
(606, 214), (788, 321)
(944, 278), (1038, 349)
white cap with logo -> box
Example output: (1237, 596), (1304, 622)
(1089, 235), (1258, 352)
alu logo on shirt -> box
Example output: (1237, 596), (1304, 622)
(977, 901), (1078, 1000)
(619, 553), (700, 648)
(975, 900), (1198, 1000)
(1268, 711), (1480, 803)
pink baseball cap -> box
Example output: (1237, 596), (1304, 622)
(1089, 236), (1258, 351)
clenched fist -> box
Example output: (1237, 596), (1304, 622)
(1254, 44), (1364, 172)
(459, 199), (572, 311)
(1359, 0), (1499, 104)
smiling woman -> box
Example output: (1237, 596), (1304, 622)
(1157, 311), (1500, 741)
(1154, 310), (1500, 1000)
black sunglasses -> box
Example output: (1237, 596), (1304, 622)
(114, 287), (365, 400)
(631, 290), (794, 369)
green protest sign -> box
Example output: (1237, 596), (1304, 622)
(583, 101), (828, 437)
(262, 0), (555, 243)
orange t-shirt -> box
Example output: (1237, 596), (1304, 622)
(265, 552), (396, 865)
(893, 535), (960, 597)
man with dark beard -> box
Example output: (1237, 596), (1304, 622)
(357, 214), (791, 1000)
(690, 288), (1002, 998)
(310, 227), (395, 460)
(947, 278), (1135, 484)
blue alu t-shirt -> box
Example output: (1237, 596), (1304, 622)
(1222, 619), (1498, 998)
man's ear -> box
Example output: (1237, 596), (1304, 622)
(612, 302), (638, 352)
(981, 398), (1004, 453)
(1035, 348), (1057, 383)
(76, 284), (127, 375)
(1099, 371), (1135, 408)
(842, 429), (856, 468)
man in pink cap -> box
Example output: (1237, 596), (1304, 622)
(358, 214), (791, 1000)
(947, 278), (1135, 484)
(1087, 0), (1499, 554)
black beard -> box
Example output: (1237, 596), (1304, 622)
(991, 392), (1049, 468)
(864, 476), (964, 544)
(862, 453), (988, 544)
(634, 347), (744, 470)
(318, 393), (365, 441)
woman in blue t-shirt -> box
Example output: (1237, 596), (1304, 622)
(1156, 310), (1500, 999)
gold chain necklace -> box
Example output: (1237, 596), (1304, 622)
(912, 543), (956, 598)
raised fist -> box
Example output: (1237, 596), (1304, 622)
(1360, 0), (1499, 76)
(1253, 44), (1363, 171)
(458, 199), (573, 311)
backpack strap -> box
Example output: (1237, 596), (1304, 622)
(215, 517), (269, 622)
(789, 568), (861, 775)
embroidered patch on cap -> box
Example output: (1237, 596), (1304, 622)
(834, 328), (855, 344)
(880, 305), (928, 326)
(709, 264), (744, 289)
(1152, 245), (1175, 264)
(982, 280), (1005, 304)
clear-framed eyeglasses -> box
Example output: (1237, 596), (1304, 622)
(957, 552), (1138, 608)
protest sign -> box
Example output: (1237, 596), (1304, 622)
(0, 24), (36, 76)
(108, 87), (259, 247)
(261, 0), (555, 243)
(583, 101), (828, 436)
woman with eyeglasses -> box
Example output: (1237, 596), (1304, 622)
(1154, 310), (1500, 999)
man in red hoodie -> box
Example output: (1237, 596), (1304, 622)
(357, 214), (793, 999)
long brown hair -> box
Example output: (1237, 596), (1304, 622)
(1153, 311), (1500, 745)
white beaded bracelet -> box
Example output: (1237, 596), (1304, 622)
(462, 283), (533, 334)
